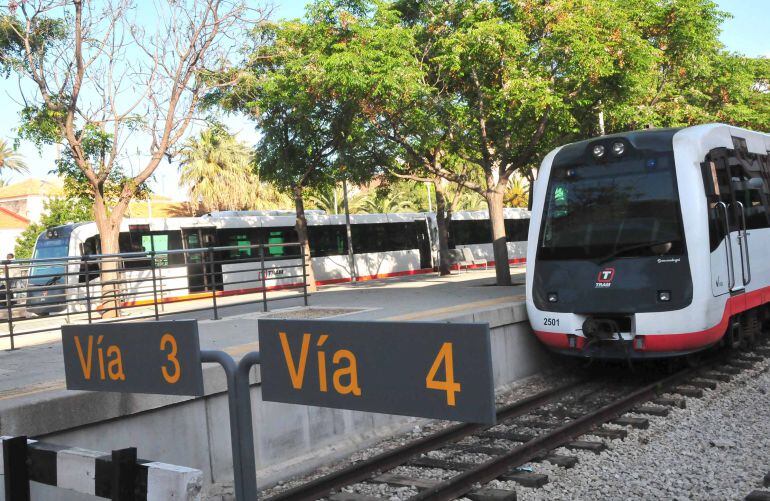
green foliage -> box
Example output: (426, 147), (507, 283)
(216, 3), (394, 197)
(0, 139), (27, 173)
(14, 197), (92, 259)
(52, 124), (151, 204)
(179, 126), (289, 212)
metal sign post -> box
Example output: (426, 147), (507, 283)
(61, 322), (260, 500)
(200, 350), (260, 501)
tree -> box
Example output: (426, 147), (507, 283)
(2, 0), (263, 314)
(217, 1), (391, 289)
(359, 181), (422, 214)
(308, 184), (363, 215)
(14, 197), (92, 258)
(0, 139), (27, 173)
(180, 127), (265, 212)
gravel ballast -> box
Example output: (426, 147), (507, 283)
(514, 357), (770, 500)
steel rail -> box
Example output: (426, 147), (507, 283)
(265, 379), (585, 501)
(411, 367), (696, 501)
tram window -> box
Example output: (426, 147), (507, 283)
(219, 228), (259, 260)
(449, 220), (490, 246)
(265, 227), (300, 258)
(308, 225), (348, 257)
(351, 223), (419, 254)
(122, 231), (183, 267)
(78, 236), (101, 282)
(504, 219), (530, 242)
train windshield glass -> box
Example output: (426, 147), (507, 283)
(29, 238), (69, 284)
(539, 153), (684, 260)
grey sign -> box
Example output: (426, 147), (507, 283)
(61, 320), (204, 396)
(258, 319), (496, 424)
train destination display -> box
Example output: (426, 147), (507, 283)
(258, 319), (496, 424)
(61, 320), (205, 396)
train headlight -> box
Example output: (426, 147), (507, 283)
(547, 292), (559, 303)
(611, 141), (626, 156)
(592, 144), (606, 158)
(658, 290), (671, 302)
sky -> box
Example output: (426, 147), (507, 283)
(0, 0), (767, 200)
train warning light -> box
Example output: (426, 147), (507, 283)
(611, 141), (626, 156)
(592, 144), (606, 158)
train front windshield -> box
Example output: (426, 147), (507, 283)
(30, 238), (69, 285)
(538, 153), (685, 261)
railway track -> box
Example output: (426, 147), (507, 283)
(265, 346), (769, 501)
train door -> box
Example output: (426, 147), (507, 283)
(705, 147), (751, 297)
(181, 227), (220, 292)
(414, 219), (433, 269)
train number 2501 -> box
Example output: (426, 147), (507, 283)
(543, 318), (559, 327)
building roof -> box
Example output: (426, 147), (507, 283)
(0, 207), (31, 229)
(0, 178), (64, 200)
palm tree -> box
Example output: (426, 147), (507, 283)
(360, 184), (421, 214)
(308, 184), (364, 214)
(504, 177), (530, 208)
(179, 128), (288, 212)
(0, 140), (28, 174)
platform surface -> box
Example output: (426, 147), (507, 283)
(0, 267), (526, 408)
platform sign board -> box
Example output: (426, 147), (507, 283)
(258, 319), (496, 424)
(61, 320), (204, 396)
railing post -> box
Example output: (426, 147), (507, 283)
(259, 244), (268, 312)
(149, 251), (160, 321)
(209, 248), (219, 320)
(3, 436), (30, 501)
(110, 447), (137, 501)
(83, 255), (93, 324)
(300, 245), (308, 306)
(3, 261), (15, 350)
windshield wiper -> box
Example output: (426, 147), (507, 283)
(597, 240), (673, 265)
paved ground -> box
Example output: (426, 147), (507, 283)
(0, 266), (526, 401)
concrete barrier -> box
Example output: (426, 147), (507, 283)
(0, 436), (203, 501)
(0, 301), (548, 499)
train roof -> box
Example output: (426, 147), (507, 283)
(549, 124), (770, 166)
(45, 208), (530, 242)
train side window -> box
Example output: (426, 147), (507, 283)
(264, 227), (300, 258)
(504, 219), (530, 242)
(218, 228), (259, 260)
(308, 225), (348, 257)
(78, 236), (101, 282)
(450, 220), (490, 246)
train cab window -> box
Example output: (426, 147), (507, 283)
(539, 152), (685, 260)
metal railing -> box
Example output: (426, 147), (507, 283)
(0, 242), (309, 350)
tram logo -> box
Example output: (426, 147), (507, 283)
(595, 268), (615, 288)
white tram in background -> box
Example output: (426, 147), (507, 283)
(26, 208), (529, 314)
(527, 124), (770, 359)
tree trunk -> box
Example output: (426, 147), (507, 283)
(433, 181), (451, 276)
(294, 185), (317, 292)
(527, 172), (535, 211)
(486, 189), (512, 286)
(93, 193), (123, 318)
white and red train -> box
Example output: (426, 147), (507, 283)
(527, 124), (770, 359)
(27, 208), (530, 314)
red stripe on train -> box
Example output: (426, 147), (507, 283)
(534, 284), (770, 353)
